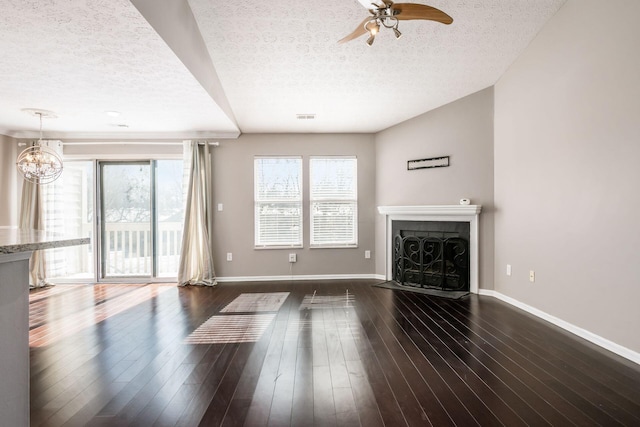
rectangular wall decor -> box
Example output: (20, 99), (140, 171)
(407, 156), (449, 170)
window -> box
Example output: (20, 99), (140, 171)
(254, 157), (303, 247)
(42, 161), (95, 279)
(310, 157), (357, 247)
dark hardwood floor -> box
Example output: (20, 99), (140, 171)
(29, 280), (640, 426)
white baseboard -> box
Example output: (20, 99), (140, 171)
(217, 274), (384, 283)
(478, 289), (640, 365)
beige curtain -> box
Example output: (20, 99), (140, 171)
(18, 140), (62, 288)
(178, 141), (216, 286)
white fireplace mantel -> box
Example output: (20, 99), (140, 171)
(378, 205), (482, 294)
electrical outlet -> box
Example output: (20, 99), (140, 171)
(226, 252), (232, 261)
(217, 203), (223, 211)
(289, 253), (297, 263)
(506, 264), (512, 276)
(529, 270), (535, 282)
(365, 250), (371, 259)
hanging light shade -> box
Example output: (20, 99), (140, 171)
(16, 110), (63, 185)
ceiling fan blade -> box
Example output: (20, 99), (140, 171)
(393, 3), (453, 24)
(338, 17), (373, 43)
(356, 0), (391, 9)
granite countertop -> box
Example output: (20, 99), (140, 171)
(0, 229), (90, 254)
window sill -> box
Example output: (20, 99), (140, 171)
(309, 245), (358, 249)
(254, 245), (303, 250)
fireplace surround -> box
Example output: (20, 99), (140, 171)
(378, 205), (482, 294)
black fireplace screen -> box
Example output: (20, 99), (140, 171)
(393, 231), (469, 291)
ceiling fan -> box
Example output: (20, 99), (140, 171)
(339, 0), (453, 45)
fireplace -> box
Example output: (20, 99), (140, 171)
(378, 205), (482, 293)
(393, 221), (470, 291)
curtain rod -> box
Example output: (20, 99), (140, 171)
(19, 141), (220, 147)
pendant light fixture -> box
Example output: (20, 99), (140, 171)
(16, 109), (63, 185)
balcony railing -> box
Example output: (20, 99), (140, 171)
(103, 222), (182, 277)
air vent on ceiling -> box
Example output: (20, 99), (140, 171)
(296, 113), (316, 120)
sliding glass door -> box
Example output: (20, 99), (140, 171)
(100, 162), (152, 278)
(99, 160), (183, 280)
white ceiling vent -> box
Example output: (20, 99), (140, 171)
(296, 114), (316, 120)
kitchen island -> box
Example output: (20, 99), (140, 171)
(0, 229), (89, 426)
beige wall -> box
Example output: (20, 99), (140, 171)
(0, 135), (18, 227)
(213, 133), (376, 278)
(374, 88), (495, 289)
(56, 135), (376, 279)
(62, 140), (182, 158)
(494, 0), (640, 352)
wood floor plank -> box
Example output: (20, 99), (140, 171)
(313, 365), (337, 426)
(33, 288), (186, 426)
(290, 345), (315, 427)
(175, 343), (241, 427)
(28, 280), (640, 427)
(344, 359), (384, 427)
(196, 343), (252, 427)
(394, 291), (559, 426)
(355, 290), (436, 426)
(473, 298), (640, 408)
(220, 321), (280, 426)
(328, 285), (409, 426)
(264, 297), (300, 426)
(171, 285), (251, 426)
(435, 296), (640, 425)
(239, 326), (287, 425)
(474, 297), (640, 389)
(405, 294), (574, 426)
(443, 296), (639, 425)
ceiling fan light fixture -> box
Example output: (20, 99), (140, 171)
(366, 34), (376, 46)
(339, 1), (453, 45)
(363, 19), (380, 45)
(364, 19), (379, 36)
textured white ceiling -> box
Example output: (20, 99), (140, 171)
(0, 0), (567, 138)
(189, 0), (566, 133)
(0, 0), (238, 138)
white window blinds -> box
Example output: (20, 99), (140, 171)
(310, 157), (357, 247)
(254, 157), (303, 247)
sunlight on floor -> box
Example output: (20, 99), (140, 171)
(184, 292), (290, 344)
(29, 284), (174, 347)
